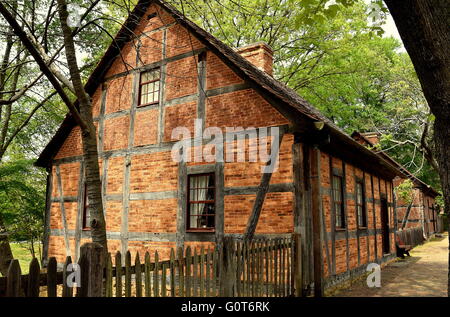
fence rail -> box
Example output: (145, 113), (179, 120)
(0, 235), (301, 297)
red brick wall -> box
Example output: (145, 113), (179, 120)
(139, 31), (163, 66)
(206, 52), (244, 90)
(165, 56), (198, 100)
(130, 151), (178, 193)
(103, 116), (130, 151)
(105, 40), (138, 78)
(127, 241), (176, 262)
(135, 4), (175, 35)
(134, 109), (158, 146)
(320, 151), (396, 278)
(206, 89), (288, 129)
(106, 157), (125, 194)
(128, 199), (177, 233)
(395, 177), (437, 234)
(92, 88), (103, 118)
(105, 76), (133, 114)
(224, 192), (294, 234)
(55, 127), (82, 159)
(105, 201), (122, 232)
(48, 236), (66, 263)
(163, 101), (197, 142)
(165, 24), (204, 58)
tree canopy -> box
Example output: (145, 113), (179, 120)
(169, 0), (440, 190)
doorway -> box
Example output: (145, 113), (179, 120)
(380, 197), (390, 254)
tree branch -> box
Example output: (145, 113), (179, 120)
(420, 116), (439, 172)
(0, 90), (58, 157)
(0, 1), (87, 131)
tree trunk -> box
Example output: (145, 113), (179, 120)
(0, 0), (18, 275)
(383, 0), (450, 296)
(30, 236), (36, 259)
(0, 214), (13, 276)
(0, 0), (108, 267)
(56, 0), (108, 251)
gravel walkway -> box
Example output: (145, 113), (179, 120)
(333, 233), (448, 297)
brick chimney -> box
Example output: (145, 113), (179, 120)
(361, 132), (381, 145)
(236, 42), (274, 76)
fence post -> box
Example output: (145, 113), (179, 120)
(220, 237), (236, 297)
(6, 259), (21, 297)
(293, 233), (302, 297)
(47, 257), (57, 297)
(63, 256), (73, 297)
(27, 257), (40, 297)
(79, 242), (105, 297)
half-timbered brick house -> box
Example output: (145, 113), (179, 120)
(36, 0), (405, 292)
(352, 132), (440, 242)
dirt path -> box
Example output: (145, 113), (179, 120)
(333, 233), (448, 297)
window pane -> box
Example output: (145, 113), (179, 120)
(149, 70), (158, 81)
(139, 69), (160, 106)
(356, 183), (362, 204)
(332, 176), (342, 202)
(147, 92), (153, 103)
(335, 204), (341, 227)
(357, 206), (362, 226)
(190, 214), (198, 228)
(188, 173), (215, 230)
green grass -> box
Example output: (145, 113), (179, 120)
(10, 242), (42, 274)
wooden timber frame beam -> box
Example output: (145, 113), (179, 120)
(310, 143), (323, 297)
(243, 126), (286, 241)
(294, 124), (329, 296)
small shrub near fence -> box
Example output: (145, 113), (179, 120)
(0, 235), (302, 297)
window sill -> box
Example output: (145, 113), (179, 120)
(186, 229), (215, 233)
(137, 102), (159, 108)
(82, 228), (91, 231)
(335, 228), (347, 232)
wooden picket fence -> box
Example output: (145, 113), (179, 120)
(396, 227), (424, 248)
(0, 235), (301, 297)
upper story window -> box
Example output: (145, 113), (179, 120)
(332, 174), (346, 229)
(356, 181), (367, 228)
(187, 173), (215, 232)
(138, 68), (160, 107)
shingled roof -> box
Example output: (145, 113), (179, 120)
(35, 0), (403, 179)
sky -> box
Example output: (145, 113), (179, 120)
(382, 8), (407, 53)
(362, 0), (406, 51)
(383, 12), (402, 41)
